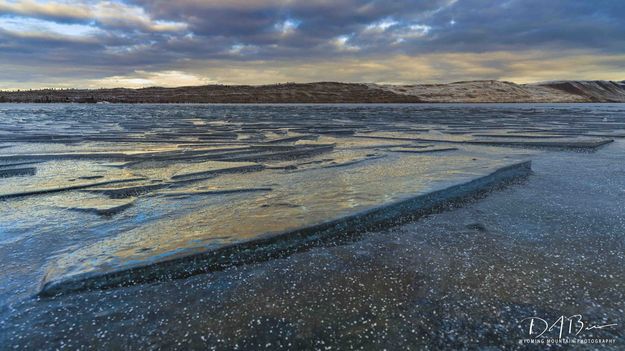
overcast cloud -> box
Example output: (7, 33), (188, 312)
(1, 0), (624, 88)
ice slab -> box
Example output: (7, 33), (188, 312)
(170, 162), (264, 181)
(0, 177), (146, 200)
(465, 138), (613, 150)
(0, 166), (36, 178)
(387, 147), (459, 154)
(39, 156), (531, 296)
(55, 196), (136, 216)
(357, 132), (613, 150)
(156, 187), (272, 198)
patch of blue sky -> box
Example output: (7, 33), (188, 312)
(0, 15), (101, 38)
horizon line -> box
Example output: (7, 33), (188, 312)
(2, 79), (625, 92)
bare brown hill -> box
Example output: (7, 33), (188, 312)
(1, 80), (624, 103)
(536, 80), (625, 102)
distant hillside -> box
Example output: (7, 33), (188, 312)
(536, 80), (625, 102)
(1, 80), (625, 103)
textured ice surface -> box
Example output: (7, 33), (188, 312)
(0, 103), (621, 299)
(2, 103), (625, 349)
(40, 153), (530, 294)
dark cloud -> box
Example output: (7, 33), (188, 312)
(0, 0), (624, 88)
(422, 0), (625, 53)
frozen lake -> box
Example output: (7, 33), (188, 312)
(1, 103), (624, 349)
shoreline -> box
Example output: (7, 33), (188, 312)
(2, 80), (624, 104)
(3, 101), (625, 105)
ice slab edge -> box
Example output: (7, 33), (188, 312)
(39, 160), (532, 297)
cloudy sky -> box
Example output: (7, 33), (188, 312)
(1, 0), (624, 89)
